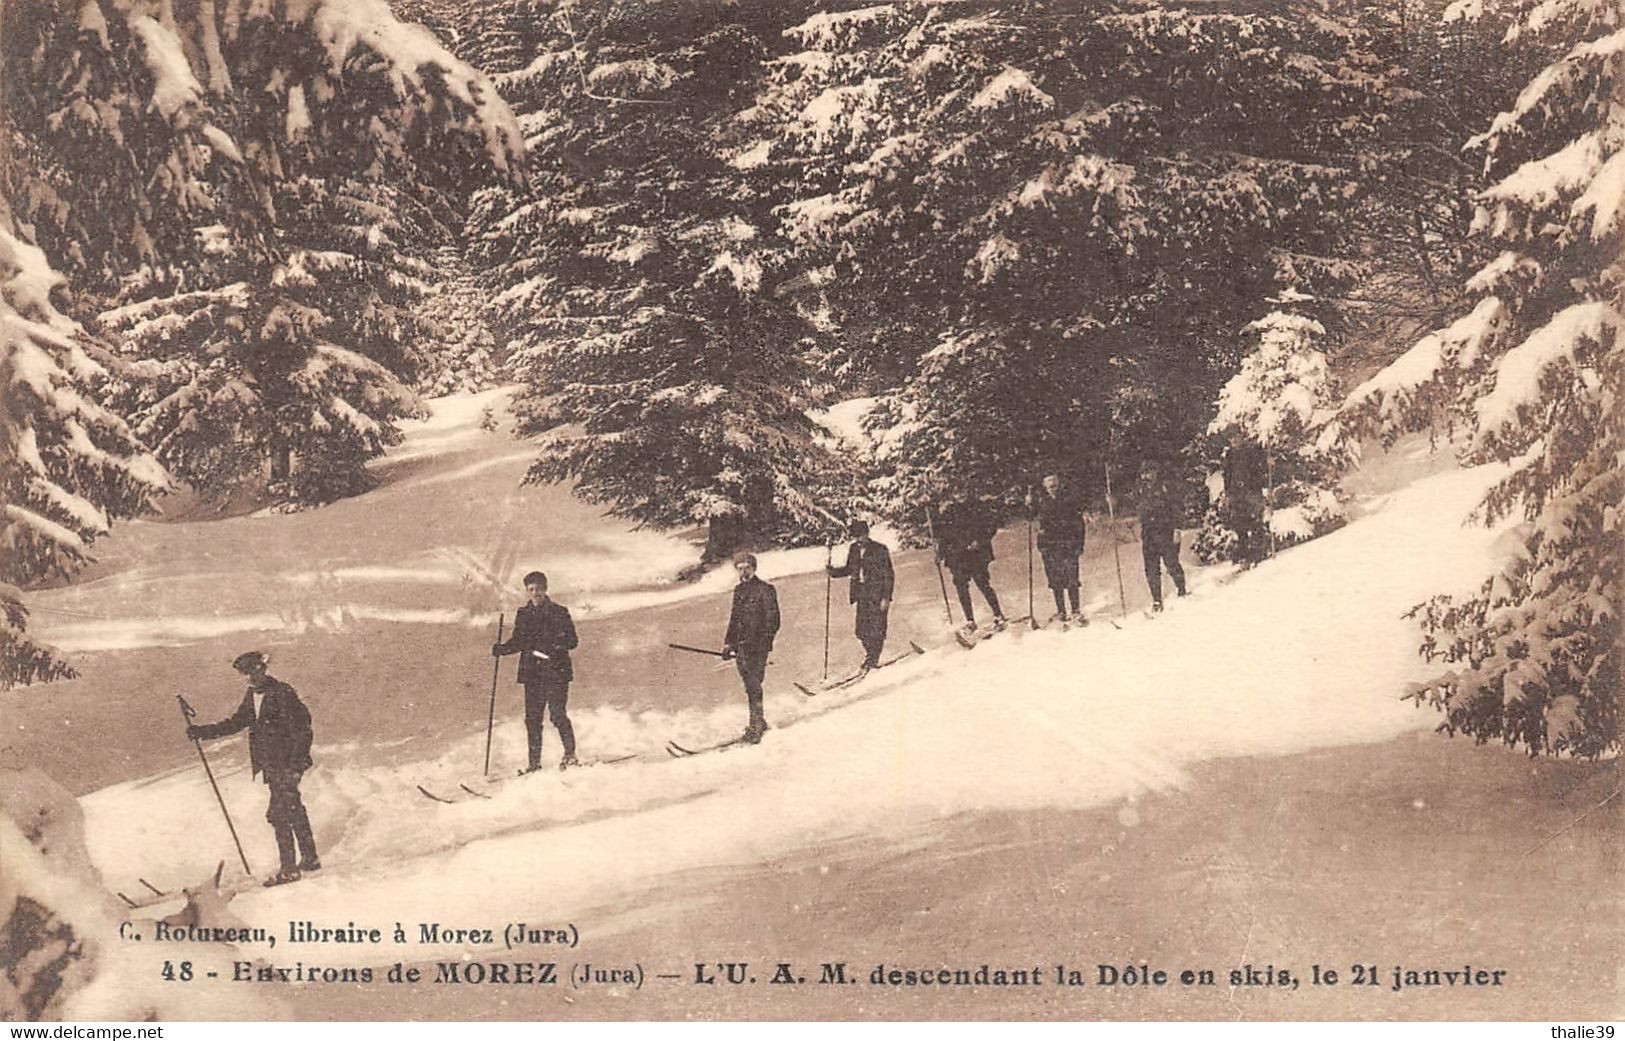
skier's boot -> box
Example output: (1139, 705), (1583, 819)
(263, 869), (301, 888)
(559, 753), (581, 771)
(298, 858), (322, 873)
(518, 763), (544, 777)
(992, 615), (1007, 632)
(742, 719), (769, 745)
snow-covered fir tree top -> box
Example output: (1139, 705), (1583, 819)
(1210, 310), (1339, 454)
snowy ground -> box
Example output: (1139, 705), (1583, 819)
(88, 457), (1512, 952)
(7, 391), (1619, 1020)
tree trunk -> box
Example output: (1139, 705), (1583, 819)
(703, 514), (746, 564)
(269, 440), (291, 481)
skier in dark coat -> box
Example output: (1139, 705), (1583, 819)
(493, 571), (580, 772)
(826, 519), (894, 670)
(1221, 434), (1270, 566)
(934, 499), (1005, 632)
(187, 651), (318, 887)
(722, 552), (780, 743)
(1138, 463), (1188, 611)
(1028, 472), (1088, 626)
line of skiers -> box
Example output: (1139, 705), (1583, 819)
(184, 456), (1269, 887)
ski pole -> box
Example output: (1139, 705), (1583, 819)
(925, 510), (954, 626)
(1026, 489), (1036, 628)
(1104, 464), (1129, 622)
(483, 613), (503, 777)
(668, 642), (730, 658)
(823, 541), (833, 680)
(176, 695), (252, 876)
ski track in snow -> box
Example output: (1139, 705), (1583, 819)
(28, 385), (856, 650)
(84, 463), (1515, 966)
(25, 386), (838, 649)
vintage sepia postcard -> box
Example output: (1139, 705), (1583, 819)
(2, 0), (1618, 1024)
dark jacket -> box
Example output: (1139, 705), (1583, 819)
(935, 501), (997, 573)
(499, 599), (579, 684)
(829, 538), (894, 605)
(724, 576), (780, 655)
(1223, 440), (1268, 500)
(1139, 478), (1184, 532)
(1032, 489), (1087, 552)
(193, 677), (313, 780)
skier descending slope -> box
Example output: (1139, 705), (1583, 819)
(825, 519), (895, 674)
(187, 652), (320, 887)
(1028, 472), (1089, 628)
(492, 571), (581, 772)
(933, 498), (1007, 639)
(722, 552), (780, 744)
(1138, 463), (1189, 612)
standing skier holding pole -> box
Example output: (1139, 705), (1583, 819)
(492, 571), (580, 773)
(1138, 461), (1188, 612)
(933, 498), (1006, 635)
(1028, 471), (1088, 628)
(825, 519), (895, 674)
(185, 651), (318, 887)
(722, 552), (780, 744)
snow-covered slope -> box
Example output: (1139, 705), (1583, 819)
(9, 387), (881, 795)
(79, 460), (1516, 967)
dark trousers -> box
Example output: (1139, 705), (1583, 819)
(1228, 493), (1267, 565)
(1039, 545), (1080, 614)
(1142, 524), (1187, 604)
(950, 566), (1002, 623)
(524, 676), (575, 766)
(735, 648), (769, 727)
(265, 769), (317, 872)
(855, 600), (888, 666)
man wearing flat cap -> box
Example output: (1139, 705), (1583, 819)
(187, 651), (319, 886)
(722, 552), (779, 744)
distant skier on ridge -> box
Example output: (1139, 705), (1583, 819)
(825, 519), (895, 673)
(722, 552), (780, 743)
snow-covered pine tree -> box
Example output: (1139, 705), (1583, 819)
(733, 2), (1395, 531)
(1342, 0), (1621, 757)
(473, 0), (848, 559)
(5, 0), (524, 504)
(0, 0), (221, 293)
(0, 216), (168, 688)
(1195, 302), (1353, 561)
(1342, 0), (1527, 333)
(106, 173), (444, 504)
(413, 244), (505, 397)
